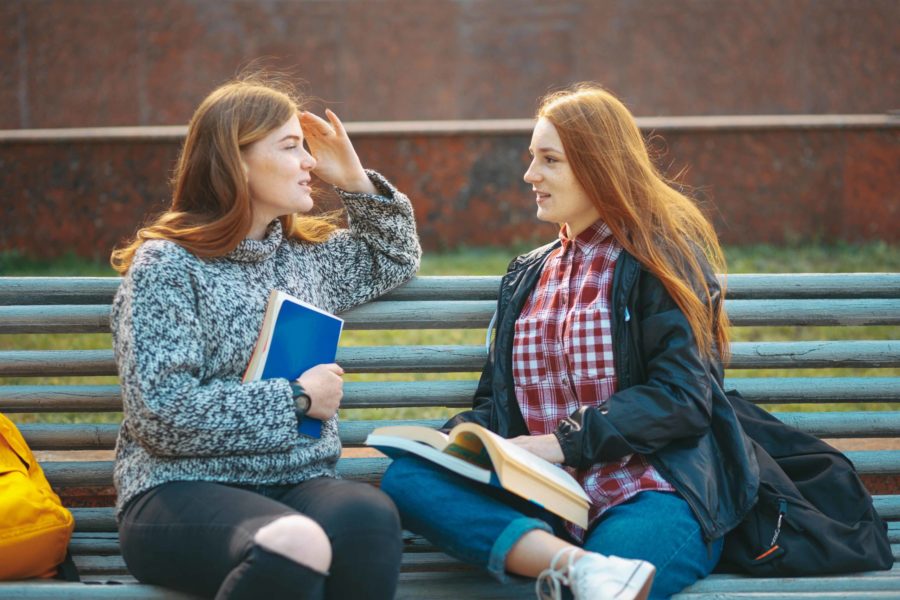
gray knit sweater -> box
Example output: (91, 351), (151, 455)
(111, 171), (421, 519)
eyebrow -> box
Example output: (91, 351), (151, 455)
(530, 145), (564, 154)
(279, 134), (302, 142)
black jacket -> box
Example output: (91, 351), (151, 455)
(446, 241), (759, 542)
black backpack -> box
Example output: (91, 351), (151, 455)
(719, 389), (893, 576)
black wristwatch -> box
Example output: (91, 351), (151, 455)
(289, 382), (312, 416)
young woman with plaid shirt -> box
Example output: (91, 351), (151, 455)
(381, 85), (758, 600)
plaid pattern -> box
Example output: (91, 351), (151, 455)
(512, 222), (674, 539)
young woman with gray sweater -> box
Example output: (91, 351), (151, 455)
(109, 75), (421, 600)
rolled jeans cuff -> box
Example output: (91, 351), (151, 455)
(487, 517), (554, 583)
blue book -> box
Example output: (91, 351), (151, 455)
(243, 289), (344, 438)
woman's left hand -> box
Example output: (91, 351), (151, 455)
(300, 109), (377, 194)
(508, 434), (565, 464)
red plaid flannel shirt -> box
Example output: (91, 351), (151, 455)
(512, 221), (674, 538)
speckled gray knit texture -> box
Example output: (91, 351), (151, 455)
(111, 171), (421, 520)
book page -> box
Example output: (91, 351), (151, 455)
(365, 433), (490, 484)
(453, 423), (588, 502)
(368, 425), (450, 451)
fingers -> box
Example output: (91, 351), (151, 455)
(299, 111), (334, 137)
(324, 109), (347, 137)
(300, 109), (347, 139)
(324, 362), (345, 376)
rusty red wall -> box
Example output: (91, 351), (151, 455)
(2, 0), (898, 129)
(2, 117), (896, 261)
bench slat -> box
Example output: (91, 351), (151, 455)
(3, 297), (898, 333)
(41, 452), (900, 488)
(69, 496), (900, 535)
(2, 273), (898, 305)
(726, 299), (900, 326)
(20, 411), (900, 450)
(728, 341), (900, 369)
(725, 377), (900, 404)
(0, 581), (199, 599)
(4, 377), (896, 413)
(723, 273), (900, 300)
(3, 341), (898, 377)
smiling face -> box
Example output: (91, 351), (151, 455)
(524, 117), (600, 238)
(242, 114), (317, 238)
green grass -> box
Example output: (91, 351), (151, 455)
(2, 242), (897, 425)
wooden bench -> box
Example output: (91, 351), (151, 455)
(1, 273), (898, 599)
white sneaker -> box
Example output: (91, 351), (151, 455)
(536, 548), (656, 600)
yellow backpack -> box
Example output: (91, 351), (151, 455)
(0, 413), (75, 580)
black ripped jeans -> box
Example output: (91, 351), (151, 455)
(118, 478), (402, 600)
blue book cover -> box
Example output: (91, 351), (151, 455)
(244, 290), (344, 438)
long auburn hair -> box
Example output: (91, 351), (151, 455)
(111, 75), (339, 274)
(538, 84), (730, 362)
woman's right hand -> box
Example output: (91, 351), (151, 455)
(296, 363), (344, 420)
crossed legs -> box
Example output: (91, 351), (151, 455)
(118, 478), (402, 600)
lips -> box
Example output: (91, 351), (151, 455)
(534, 189), (551, 203)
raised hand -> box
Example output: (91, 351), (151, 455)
(299, 109), (377, 195)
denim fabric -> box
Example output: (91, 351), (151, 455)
(582, 489), (723, 600)
(381, 455), (722, 598)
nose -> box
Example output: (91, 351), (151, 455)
(523, 158), (541, 184)
(301, 149), (317, 171)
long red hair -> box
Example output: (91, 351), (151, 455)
(111, 74), (338, 274)
(538, 84), (730, 362)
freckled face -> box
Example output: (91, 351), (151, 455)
(523, 118), (599, 237)
(242, 114), (317, 225)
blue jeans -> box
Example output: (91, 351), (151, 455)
(381, 455), (723, 600)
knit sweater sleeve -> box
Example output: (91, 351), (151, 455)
(112, 243), (299, 458)
(311, 170), (421, 314)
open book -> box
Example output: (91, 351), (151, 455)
(243, 289), (344, 438)
(366, 423), (590, 528)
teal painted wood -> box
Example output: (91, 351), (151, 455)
(3, 296), (898, 333)
(4, 378), (896, 414)
(2, 273), (898, 305)
(3, 340), (898, 377)
(728, 340), (900, 369)
(723, 273), (900, 300)
(0, 277), (122, 306)
(874, 496), (900, 519)
(0, 582), (199, 599)
(725, 299), (900, 326)
(0, 384), (122, 412)
(769, 411), (900, 438)
(40, 451), (900, 489)
(68, 498), (900, 536)
(725, 377), (900, 404)
(19, 411), (899, 450)
(848, 451), (900, 474)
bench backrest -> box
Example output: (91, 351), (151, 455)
(1, 273), (898, 530)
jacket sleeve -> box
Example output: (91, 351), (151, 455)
(113, 251), (300, 458)
(554, 271), (716, 469)
(311, 170), (422, 314)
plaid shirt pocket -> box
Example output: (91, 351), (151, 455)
(512, 317), (547, 384)
(568, 308), (615, 379)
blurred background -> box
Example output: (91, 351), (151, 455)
(1, 0), (898, 265)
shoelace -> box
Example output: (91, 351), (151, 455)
(535, 547), (580, 600)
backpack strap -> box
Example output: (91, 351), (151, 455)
(53, 549), (80, 582)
